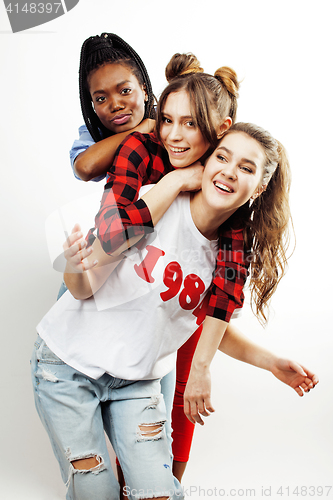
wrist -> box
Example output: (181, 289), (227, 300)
(167, 168), (188, 193)
(261, 352), (279, 372)
(191, 356), (211, 372)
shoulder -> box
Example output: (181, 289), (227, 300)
(121, 131), (162, 150)
(78, 124), (88, 134)
(77, 124), (94, 142)
(117, 132), (168, 165)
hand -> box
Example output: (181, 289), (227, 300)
(175, 161), (204, 192)
(184, 366), (215, 425)
(137, 118), (156, 134)
(270, 358), (319, 396)
(63, 223), (98, 273)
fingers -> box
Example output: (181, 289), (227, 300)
(184, 397), (215, 426)
(306, 370), (319, 387)
(63, 225), (97, 272)
(294, 386), (304, 397)
(294, 375), (319, 397)
(288, 361), (319, 396)
(63, 225), (84, 252)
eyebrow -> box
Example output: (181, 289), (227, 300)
(216, 146), (258, 169)
(91, 80), (132, 96)
(162, 112), (194, 121)
(116, 80), (132, 88)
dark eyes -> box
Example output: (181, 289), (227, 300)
(217, 154), (227, 162)
(161, 117), (195, 126)
(94, 88), (132, 103)
(95, 96), (106, 103)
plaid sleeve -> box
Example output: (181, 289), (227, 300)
(88, 132), (167, 255)
(206, 227), (249, 323)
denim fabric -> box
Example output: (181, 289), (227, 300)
(31, 336), (183, 500)
(160, 368), (176, 455)
(57, 281), (68, 301)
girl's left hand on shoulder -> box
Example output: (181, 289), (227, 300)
(270, 358), (319, 396)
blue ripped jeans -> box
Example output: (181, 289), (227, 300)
(31, 335), (183, 500)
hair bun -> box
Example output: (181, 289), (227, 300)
(165, 53), (203, 82)
(214, 67), (239, 98)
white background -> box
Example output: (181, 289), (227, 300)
(1, 1), (332, 498)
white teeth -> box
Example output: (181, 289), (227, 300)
(170, 146), (188, 153)
(214, 181), (233, 193)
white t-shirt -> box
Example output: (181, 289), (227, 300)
(37, 187), (219, 381)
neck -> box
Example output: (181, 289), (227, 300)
(190, 191), (237, 240)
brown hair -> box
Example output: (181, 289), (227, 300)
(224, 123), (293, 324)
(155, 53), (239, 150)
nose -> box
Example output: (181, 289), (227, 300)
(168, 123), (182, 141)
(110, 96), (125, 113)
(221, 162), (237, 180)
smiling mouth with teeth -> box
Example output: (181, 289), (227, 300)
(214, 181), (234, 193)
(169, 146), (190, 153)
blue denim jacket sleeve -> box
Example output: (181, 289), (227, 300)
(69, 125), (106, 182)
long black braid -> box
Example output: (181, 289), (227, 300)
(79, 33), (155, 143)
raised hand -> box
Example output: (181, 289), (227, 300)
(63, 223), (98, 273)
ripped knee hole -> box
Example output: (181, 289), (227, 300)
(71, 456), (101, 471)
(137, 421), (166, 440)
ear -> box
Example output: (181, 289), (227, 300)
(216, 117), (232, 139)
(142, 84), (148, 102)
(251, 184), (267, 200)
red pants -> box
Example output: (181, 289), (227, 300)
(171, 325), (202, 462)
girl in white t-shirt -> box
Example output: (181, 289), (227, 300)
(32, 122), (318, 500)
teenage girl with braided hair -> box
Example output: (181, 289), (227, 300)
(70, 33), (156, 183)
(58, 32), (155, 301)
(33, 120), (318, 500)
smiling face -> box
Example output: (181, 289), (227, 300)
(88, 62), (147, 134)
(159, 90), (211, 168)
(200, 131), (266, 222)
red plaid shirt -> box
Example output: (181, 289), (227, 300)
(88, 131), (249, 322)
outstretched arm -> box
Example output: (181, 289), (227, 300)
(218, 322), (319, 397)
(184, 320), (319, 426)
(74, 119), (155, 181)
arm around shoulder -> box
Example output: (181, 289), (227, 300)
(74, 119), (156, 182)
